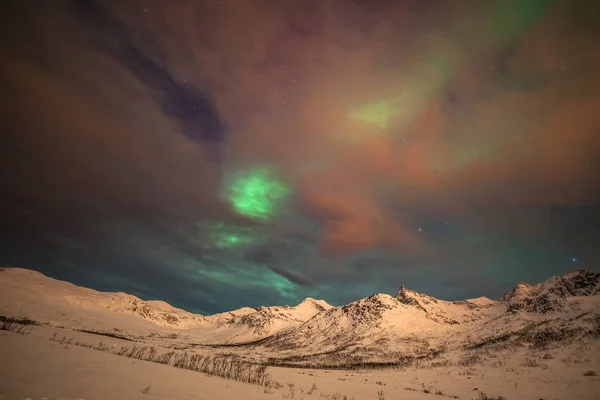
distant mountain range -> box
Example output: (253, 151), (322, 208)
(1, 267), (598, 365)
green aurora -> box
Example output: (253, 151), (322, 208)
(227, 165), (291, 221)
(349, 0), (553, 138)
(205, 221), (260, 249)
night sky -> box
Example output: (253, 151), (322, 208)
(1, 0), (599, 315)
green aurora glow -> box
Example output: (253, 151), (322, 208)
(204, 221), (260, 249)
(349, 51), (456, 132)
(349, 0), (553, 142)
(227, 166), (291, 221)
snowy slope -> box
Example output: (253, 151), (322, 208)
(256, 289), (501, 362)
(250, 271), (600, 365)
(0, 267), (332, 342)
(188, 297), (333, 344)
(1, 267), (598, 363)
(0, 268), (205, 334)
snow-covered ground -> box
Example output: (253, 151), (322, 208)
(1, 267), (599, 399)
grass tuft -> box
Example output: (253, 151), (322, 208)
(477, 391), (505, 400)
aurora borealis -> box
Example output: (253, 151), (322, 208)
(1, 0), (599, 314)
(226, 166), (291, 222)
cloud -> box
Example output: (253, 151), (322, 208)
(267, 265), (315, 288)
(1, 0), (599, 312)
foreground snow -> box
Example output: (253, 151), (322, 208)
(1, 267), (600, 399)
(1, 325), (598, 400)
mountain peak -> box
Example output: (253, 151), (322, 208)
(296, 297), (332, 311)
(502, 270), (600, 314)
(299, 297), (318, 304)
(395, 285), (430, 312)
(501, 282), (534, 302)
(543, 270), (600, 297)
(395, 285), (415, 301)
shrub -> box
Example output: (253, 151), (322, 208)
(478, 392), (505, 400)
(0, 315), (36, 335)
(458, 352), (483, 366)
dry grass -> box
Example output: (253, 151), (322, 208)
(49, 333), (280, 388)
(458, 368), (476, 376)
(490, 359), (506, 368)
(266, 353), (415, 370)
(521, 357), (547, 368)
(458, 352), (483, 367)
(405, 386), (459, 399)
(0, 315), (36, 335)
(422, 383), (431, 393)
(281, 383), (295, 399)
(77, 328), (134, 341)
(477, 391), (505, 400)
(429, 359), (453, 368)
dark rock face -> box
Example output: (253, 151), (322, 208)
(504, 271), (600, 314)
(501, 282), (532, 302)
(395, 285), (428, 313)
(340, 294), (393, 325)
(453, 300), (488, 310)
(396, 286), (419, 305)
(507, 293), (564, 314)
(548, 271), (600, 297)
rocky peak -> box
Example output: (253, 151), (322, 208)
(502, 271), (600, 314)
(545, 270), (600, 297)
(395, 285), (428, 313)
(501, 282), (533, 302)
(340, 294), (395, 324)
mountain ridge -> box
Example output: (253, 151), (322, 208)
(1, 267), (599, 356)
(5, 267), (597, 315)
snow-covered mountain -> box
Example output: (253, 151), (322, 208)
(252, 271), (600, 365)
(501, 270), (600, 313)
(188, 297), (333, 344)
(0, 267), (332, 342)
(256, 290), (500, 362)
(0, 268), (205, 333)
(1, 267), (599, 365)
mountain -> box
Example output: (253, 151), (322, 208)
(252, 271), (600, 365)
(1, 267), (599, 366)
(0, 268), (205, 334)
(256, 289), (501, 363)
(501, 270), (600, 313)
(190, 297), (333, 344)
(0, 267), (332, 342)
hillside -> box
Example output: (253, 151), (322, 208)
(0, 267), (332, 342)
(1, 267), (599, 365)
